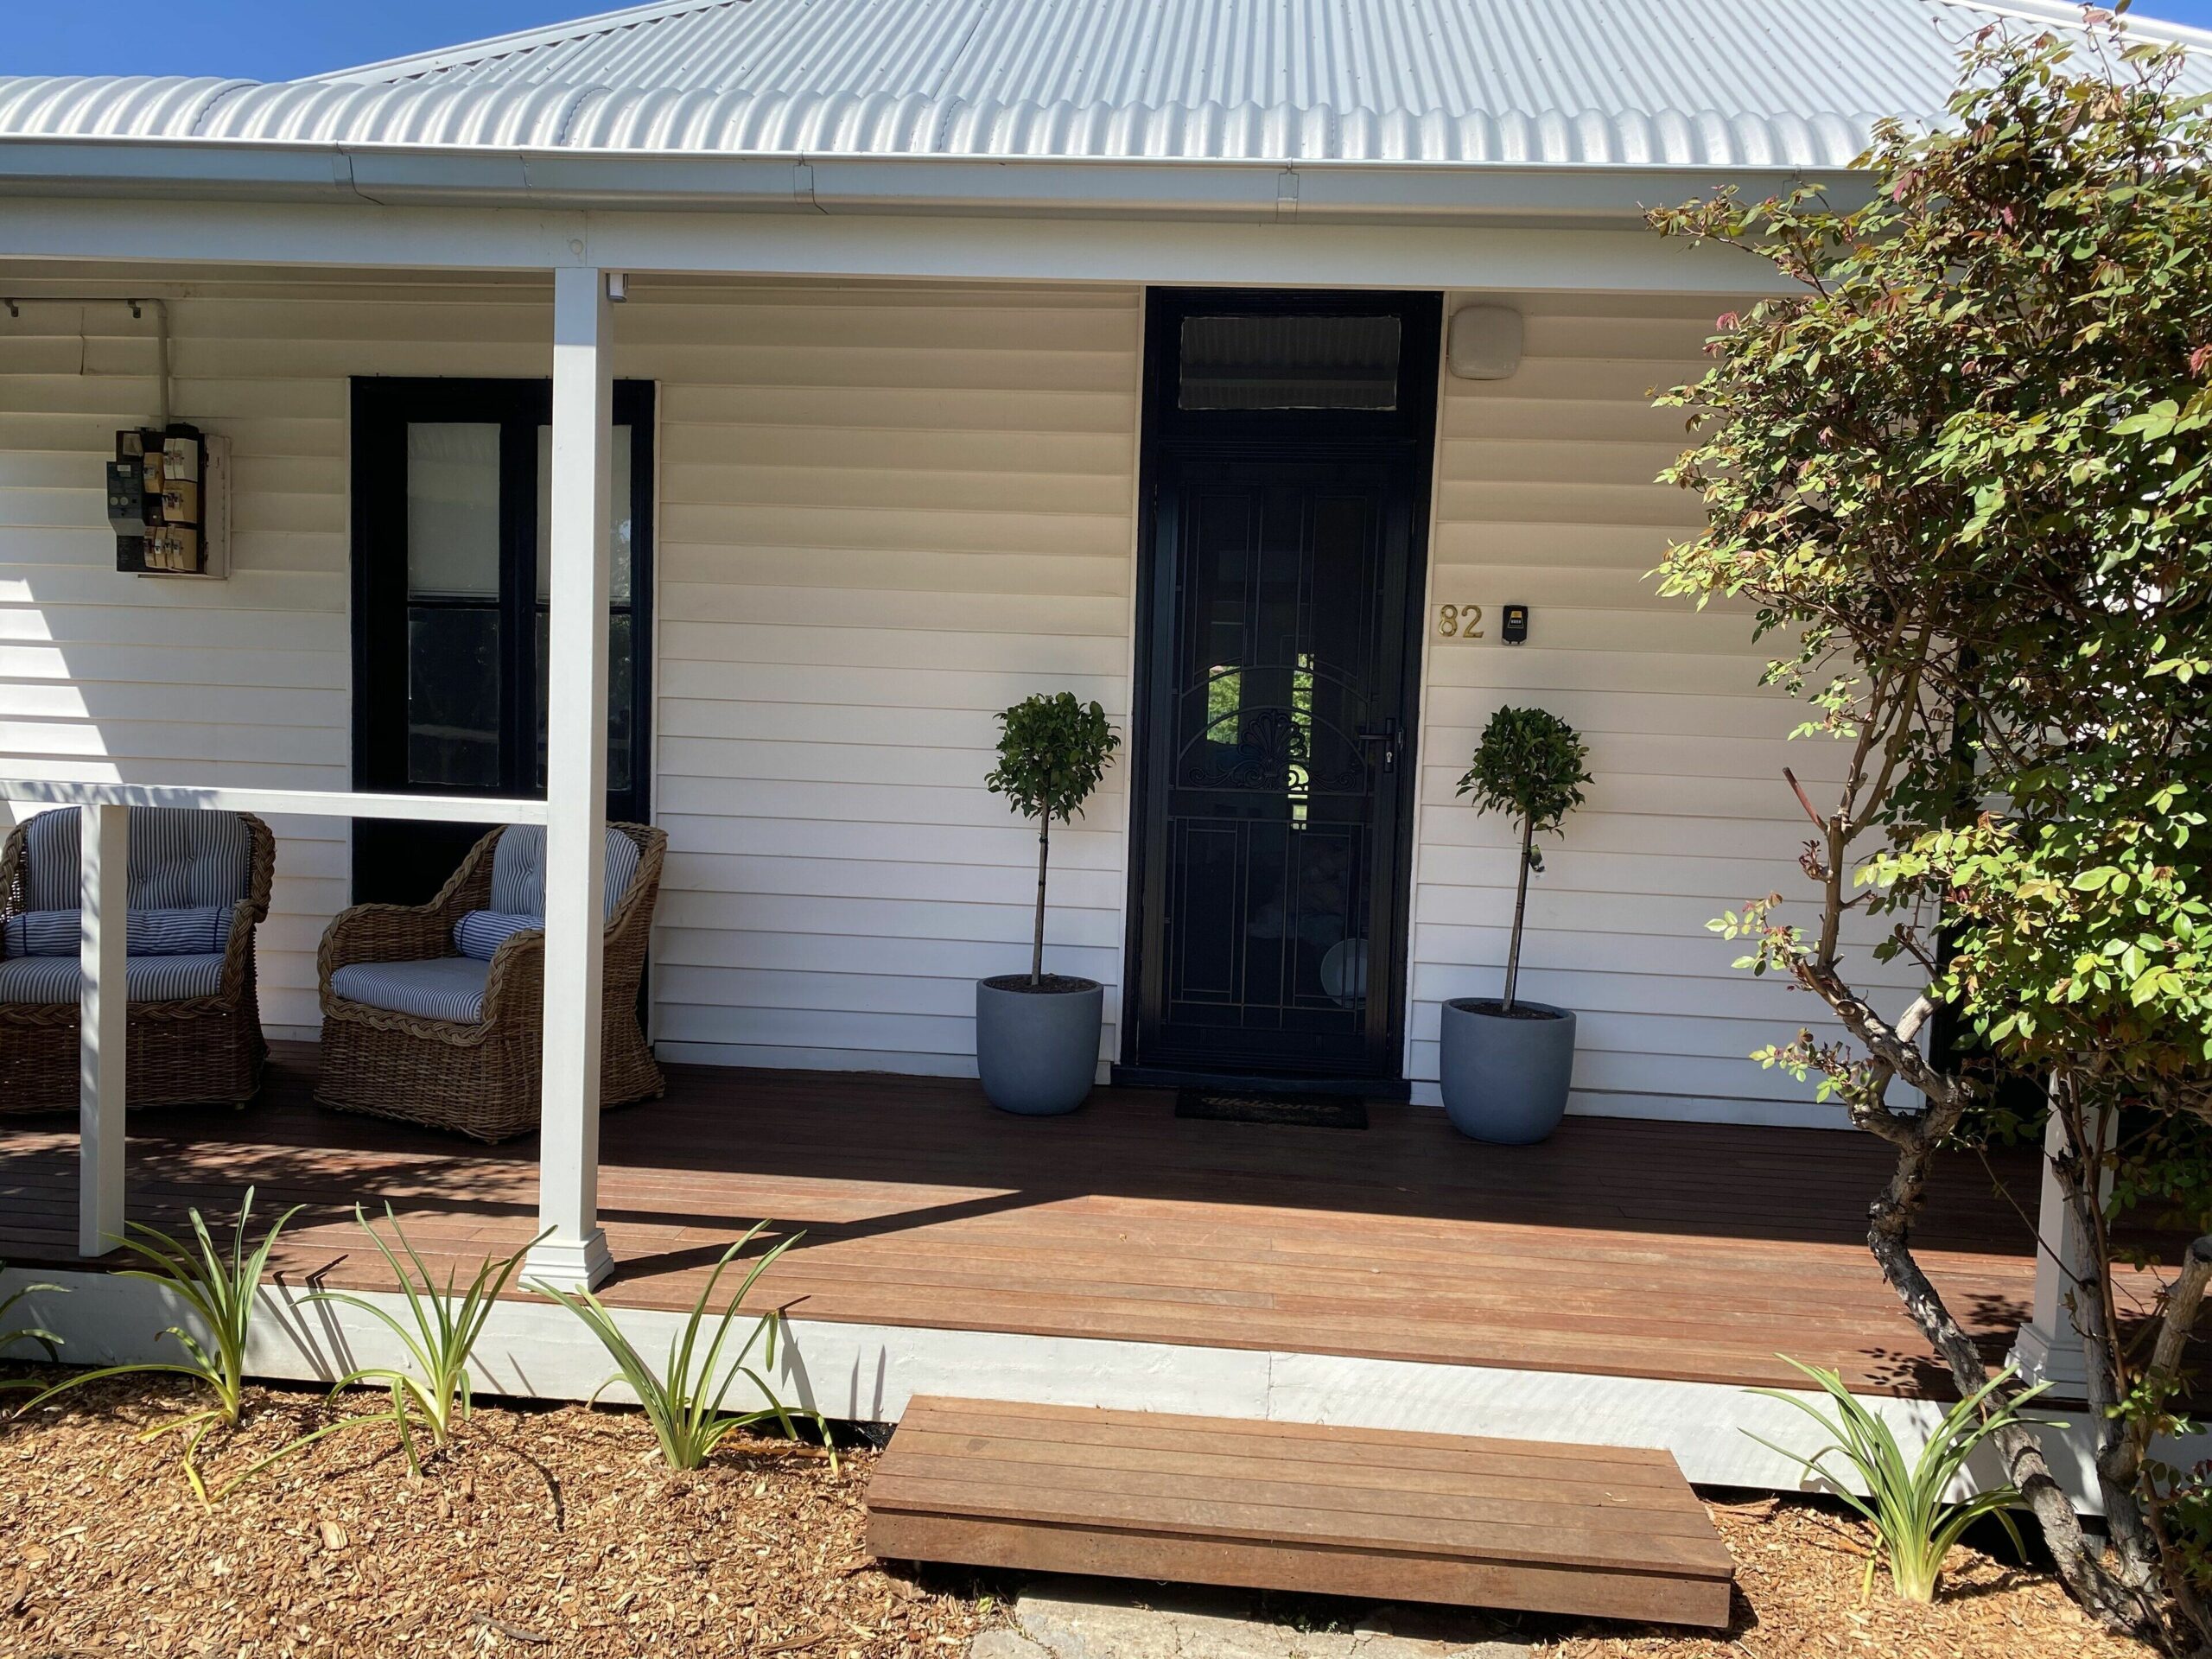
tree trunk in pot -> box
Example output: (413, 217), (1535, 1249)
(1030, 819), (1049, 987)
(1503, 813), (1533, 1013)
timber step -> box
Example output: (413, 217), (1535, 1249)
(866, 1397), (1735, 1630)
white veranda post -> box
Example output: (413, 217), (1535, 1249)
(2009, 1109), (2107, 1400)
(79, 803), (128, 1257)
(526, 265), (617, 1292)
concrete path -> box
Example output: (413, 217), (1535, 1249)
(969, 1578), (1531, 1659)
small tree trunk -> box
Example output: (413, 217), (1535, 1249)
(1502, 814), (1534, 1014)
(1030, 819), (1050, 988)
(1866, 1126), (2164, 1642)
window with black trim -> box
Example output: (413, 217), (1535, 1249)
(349, 377), (654, 902)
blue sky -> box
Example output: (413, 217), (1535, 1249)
(7, 0), (2212, 79)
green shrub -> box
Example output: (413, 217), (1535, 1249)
(986, 692), (1120, 986)
(1456, 706), (1590, 1010)
(1750, 1357), (2043, 1601)
(534, 1222), (831, 1472)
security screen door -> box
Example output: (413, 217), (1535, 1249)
(1128, 294), (1438, 1081)
(350, 378), (654, 901)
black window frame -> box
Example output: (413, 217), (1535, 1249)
(348, 375), (655, 898)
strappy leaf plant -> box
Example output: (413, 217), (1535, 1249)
(533, 1221), (832, 1472)
(1749, 1357), (2044, 1601)
(0, 1267), (64, 1386)
(304, 1206), (549, 1472)
(22, 1188), (299, 1500)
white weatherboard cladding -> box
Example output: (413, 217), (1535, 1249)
(0, 269), (1853, 1121)
(0, 272), (1138, 1067)
(641, 281), (1140, 1074)
(0, 286), (371, 1035)
(1405, 290), (1883, 1128)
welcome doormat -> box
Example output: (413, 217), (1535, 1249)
(1174, 1090), (1369, 1129)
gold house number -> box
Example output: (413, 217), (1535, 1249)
(1436, 603), (1485, 639)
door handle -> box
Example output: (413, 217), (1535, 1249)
(1355, 717), (1402, 772)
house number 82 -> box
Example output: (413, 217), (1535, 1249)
(1436, 603), (1484, 639)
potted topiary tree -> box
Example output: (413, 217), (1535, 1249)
(977, 692), (1122, 1115)
(1440, 705), (1590, 1143)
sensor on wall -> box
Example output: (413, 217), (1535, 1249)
(1447, 305), (1524, 380)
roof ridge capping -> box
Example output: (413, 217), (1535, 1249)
(320, 0), (747, 85)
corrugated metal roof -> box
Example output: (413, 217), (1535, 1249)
(0, 0), (2204, 169)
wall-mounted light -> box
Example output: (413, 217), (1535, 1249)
(1447, 305), (1523, 380)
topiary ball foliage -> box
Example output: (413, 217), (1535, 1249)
(987, 692), (1121, 825)
(1457, 706), (1590, 872)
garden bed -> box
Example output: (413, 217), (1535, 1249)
(1544, 1496), (2155, 1659)
(0, 1376), (995, 1658)
(0, 1377), (2160, 1659)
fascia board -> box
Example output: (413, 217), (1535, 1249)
(0, 136), (1866, 225)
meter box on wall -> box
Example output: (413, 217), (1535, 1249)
(106, 423), (230, 577)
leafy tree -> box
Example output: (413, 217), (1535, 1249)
(986, 692), (1121, 986)
(1652, 10), (2212, 1643)
(1457, 706), (1590, 1011)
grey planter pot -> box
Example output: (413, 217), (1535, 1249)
(1438, 997), (1576, 1144)
(976, 975), (1103, 1116)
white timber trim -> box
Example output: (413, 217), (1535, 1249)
(527, 264), (615, 1294)
(76, 803), (127, 1258)
(0, 198), (1792, 294)
(0, 780), (548, 823)
(3, 1263), (2196, 1514)
(2012, 1108), (2110, 1402)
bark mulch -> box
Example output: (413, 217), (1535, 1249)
(0, 1376), (999, 1659)
(1534, 1494), (2158, 1659)
(0, 1378), (2163, 1659)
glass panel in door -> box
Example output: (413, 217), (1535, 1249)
(403, 423), (504, 789)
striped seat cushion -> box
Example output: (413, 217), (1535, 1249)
(488, 826), (642, 919)
(329, 957), (491, 1025)
(452, 909), (542, 962)
(3, 906), (234, 960)
(0, 952), (226, 1005)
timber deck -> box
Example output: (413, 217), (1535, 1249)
(867, 1396), (1736, 1628)
(0, 1044), (2066, 1397)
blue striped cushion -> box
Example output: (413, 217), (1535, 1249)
(0, 952), (226, 1005)
(329, 957), (490, 1025)
(488, 825), (641, 919)
(22, 807), (251, 912)
(452, 909), (542, 962)
(3, 906), (234, 959)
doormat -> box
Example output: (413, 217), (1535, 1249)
(1175, 1090), (1369, 1129)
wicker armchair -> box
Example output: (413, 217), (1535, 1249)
(315, 821), (665, 1142)
(0, 807), (273, 1114)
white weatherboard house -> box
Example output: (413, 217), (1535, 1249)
(0, 0), (2200, 1524)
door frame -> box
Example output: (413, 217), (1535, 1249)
(1118, 289), (1441, 1090)
(346, 375), (657, 899)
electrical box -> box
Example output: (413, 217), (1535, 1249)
(110, 424), (228, 578)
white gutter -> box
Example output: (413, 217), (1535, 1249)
(0, 136), (1870, 226)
